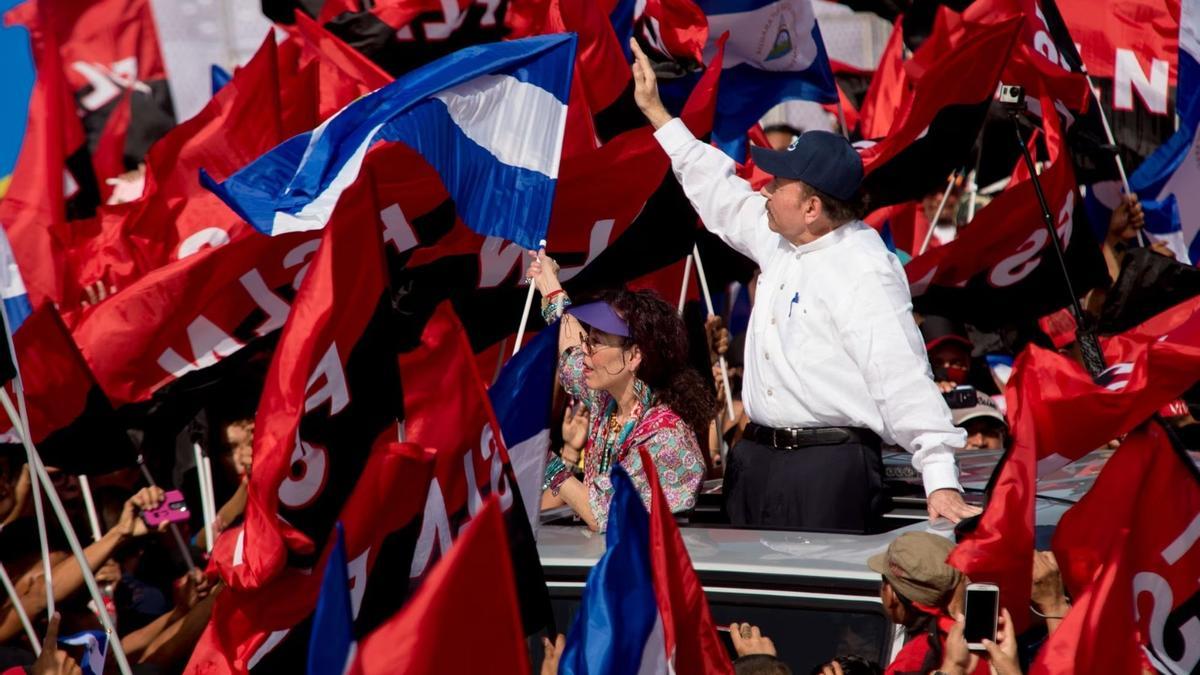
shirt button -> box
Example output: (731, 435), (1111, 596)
(771, 317), (776, 325)
(795, 254), (801, 260)
(767, 388), (774, 397)
(765, 352), (770, 361)
(779, 283), (784, 290)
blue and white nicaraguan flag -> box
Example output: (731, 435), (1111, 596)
(59, 630), (108, 675)
(1127, 0), (1199, 264)
(0, 227), (31, 333)
(203, 34), (576, 250)
(698, 0), (837, 158)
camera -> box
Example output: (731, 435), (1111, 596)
(943, 385), (979, 409)
(999, 84), (1025, 107)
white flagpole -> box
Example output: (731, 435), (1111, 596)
(676, 254), (694, 315)
(1084, 74), (1132, 194)
(0, 391), (132, 675)
(0, 561), (39, 655)
(513, 239), (547, 357)
(192, 442), (214, 553)
(0, 304), (54, 619)
(690, 245), (736, 423)
(918, 172), (958, 256)
(200, 451), (217, 534)
(77, 475), (103, 543)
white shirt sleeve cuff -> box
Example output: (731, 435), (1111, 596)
(921, 460), (962, 496)
(653, 117), (694, 155)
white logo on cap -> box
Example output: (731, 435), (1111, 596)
(787, 136), (800, 151)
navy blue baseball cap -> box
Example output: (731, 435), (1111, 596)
(567, 301), (630, 338)
(750, 131), (863, 201)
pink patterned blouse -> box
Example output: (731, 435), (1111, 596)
(558, 346), (706, 530)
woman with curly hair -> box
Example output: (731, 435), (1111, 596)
(529, 249), (716, 531)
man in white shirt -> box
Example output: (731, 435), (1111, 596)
(631, 41), (980, 530)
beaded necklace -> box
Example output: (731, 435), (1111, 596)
(595, 379), (654, 475)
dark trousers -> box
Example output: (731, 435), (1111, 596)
(722, 437), (885, 532)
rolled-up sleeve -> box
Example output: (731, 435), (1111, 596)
(834, 265), (965, 495)
(653, 118), (774, 265)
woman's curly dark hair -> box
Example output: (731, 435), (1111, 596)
(603, 289), (718, 438)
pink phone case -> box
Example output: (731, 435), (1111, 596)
(142, 490), (190, 526)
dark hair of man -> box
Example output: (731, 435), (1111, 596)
(798, 182), (867, 224)
(734, 654), (793, 675)
(762, 123), (802, 138)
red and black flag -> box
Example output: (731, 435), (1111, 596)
(320, 0), (512, 78)
(186, 440), (436, 674)
(901, 99), (1109, 329)
(0, 303), (135, 475)
(1029, 421), (1200, 675)
(857, 14), (1022, 207)
(7, 0), (175, 189)
(214, 189), (401, 591)
(951, 293), (1200, 635)
(346, 498), (531, 675)
(397, 302), (554, 636)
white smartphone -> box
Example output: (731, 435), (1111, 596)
(964, 582), (999, 650)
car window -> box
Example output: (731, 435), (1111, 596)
(547, 584), (893, 673)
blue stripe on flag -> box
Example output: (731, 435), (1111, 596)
(489, 326), (558, 447)
(610, 0), (636, 62)
(559, 465), (657, 675)
(59, 630), (107, 675)
(697, 0), (838, 159)
(204, 34), (576, 250)
(307, 522), (355, 675)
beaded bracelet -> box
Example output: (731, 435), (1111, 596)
(540, 293), (572, 325)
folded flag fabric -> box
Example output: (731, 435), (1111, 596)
(59, 629), (108, 675)
(204, 34), (576, 250)
(559, 448), (732, 675)
(698, 0), (837, 158)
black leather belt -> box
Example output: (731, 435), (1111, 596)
(744, 422), (880, 449)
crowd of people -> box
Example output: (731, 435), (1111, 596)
(0, 7), (1195, 675)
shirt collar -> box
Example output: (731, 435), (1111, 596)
(784, 219), (865, 255)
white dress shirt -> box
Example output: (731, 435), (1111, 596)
(654, 118), (965, 495)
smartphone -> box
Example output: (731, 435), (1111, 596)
(964, 582), (1000, 650)
(141, 490), (190, 527)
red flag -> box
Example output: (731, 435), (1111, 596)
(0, 2), (89, 308)
(185, 440), (435, 674)
(639, 447), (734, 675)
(627, 258), (699, 305)
(1055, 0), (1179, 87)
(857, 17), (907, 140)
(1029, 421), (1200, 675)
(951, 294), (1200, 635)
(1022, 294), (1200, 475)
(506, 0), (631, 115)
(860, 16), (1021, 175)
(640, 0), (709, 64)
(9, 0), (175, 184)
(290, 11), (393, 119)
(947, 349), (1038, 634)
(346, 497), (530, 675)
(216, 182), (396, 590)
(905, 95), (1072, 297)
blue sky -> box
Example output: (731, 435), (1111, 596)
(0, 0), (34, 180)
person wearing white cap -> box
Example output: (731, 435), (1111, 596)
(629, 40), (978, 531)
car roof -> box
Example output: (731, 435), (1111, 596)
(537, 447), (1126, 579)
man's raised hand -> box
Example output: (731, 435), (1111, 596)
(630, 39), (672, 129)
